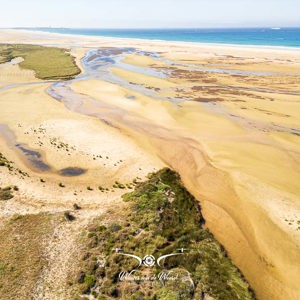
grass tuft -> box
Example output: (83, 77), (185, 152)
(0, 186), (18, 201)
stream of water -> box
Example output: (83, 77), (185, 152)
(0, 47), (299, 173)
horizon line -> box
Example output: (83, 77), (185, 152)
(4, 26), (300, 30)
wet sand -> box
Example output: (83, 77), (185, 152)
(0, 29), (300, 300)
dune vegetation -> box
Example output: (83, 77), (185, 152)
(0, 44), (80, 80)
(76, 168), (255, 300)
(0, 213), (58, 299)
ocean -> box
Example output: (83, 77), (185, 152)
(20, 27), (300, 48)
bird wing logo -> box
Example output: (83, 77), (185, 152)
(114, 248), (187, 268)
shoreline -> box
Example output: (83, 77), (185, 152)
(1, 28), (300, 52)
(0, 28), (299, 300)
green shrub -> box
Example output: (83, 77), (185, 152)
(84, 274), (96, 289)
(78, 168), (255, 300)
(0, 186), (15, 200)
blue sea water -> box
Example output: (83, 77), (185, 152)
(21, 27), (300, 48)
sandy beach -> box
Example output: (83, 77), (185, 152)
(0, 29), (299, 300)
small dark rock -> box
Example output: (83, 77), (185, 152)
(73, 203), (81, 210)
(64, 211), (75, 221)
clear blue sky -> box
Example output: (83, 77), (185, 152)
(0, 0), (299, 28)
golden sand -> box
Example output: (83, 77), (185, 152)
(0, 29), (299, 300)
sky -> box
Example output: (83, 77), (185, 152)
(0, 0), (299, 28)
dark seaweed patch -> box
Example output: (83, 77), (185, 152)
(59, 167), (86, 177)
(15, 143), (51, 171)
